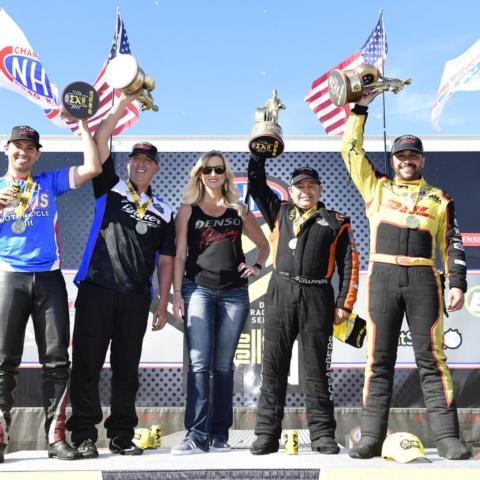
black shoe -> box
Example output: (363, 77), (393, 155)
(75, 438), (99, 459)
(0, 443), (5, 463)
(109, 436), (143, 456)
(48, 439), (82, 460)
(349, 436), (382, 459)
(311, 436), (340, 454)
(436, 437), (472, 460)
(250, 435), (279, 455)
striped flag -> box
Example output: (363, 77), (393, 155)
(431, 38), (480, 131)
(65, 9), (139, 135)
(305, 12), (387, 136)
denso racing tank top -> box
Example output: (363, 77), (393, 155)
(185, 205), (247, 290)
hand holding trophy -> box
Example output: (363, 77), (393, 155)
(328, 64), (411, 106)
(249, 89), (286, 159)
(105, 54), (158, 112)
(61, 82), (99, 120)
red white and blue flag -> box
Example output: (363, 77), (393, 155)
(0, 8), (60, 111)
(305, 11), (387, 136)
(64, 9), (140, 135)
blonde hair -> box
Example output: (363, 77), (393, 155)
(182, 150), (244, 218)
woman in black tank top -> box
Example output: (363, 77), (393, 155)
(171, 151), (269, 455)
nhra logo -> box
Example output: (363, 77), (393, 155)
(0, 46), (56, 104)
(234, 175), (289, 218)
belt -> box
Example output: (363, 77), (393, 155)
(369, 253), (435, 267)
(278, 271), (330, 286)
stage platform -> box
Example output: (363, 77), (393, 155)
(1, 431), (479, 480)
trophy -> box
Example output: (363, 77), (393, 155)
(328, 64), (412, 106)
(104, 54), (158, 112)
(61, 81), (99, 119)
(249, 89), (286, 158)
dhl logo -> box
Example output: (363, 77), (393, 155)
(382, 199), (434, 218)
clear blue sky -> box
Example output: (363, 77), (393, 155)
(1, 0), (480, 138)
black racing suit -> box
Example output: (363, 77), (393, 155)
(248, 158), (359, 441)
(341, 105), (467, 442)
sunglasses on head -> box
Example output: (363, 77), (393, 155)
(201, 166), (226, 175)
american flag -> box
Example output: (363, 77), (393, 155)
(67, 9), (139, 135)
(305, 12), (387, 136)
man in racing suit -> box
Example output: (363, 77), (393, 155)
(248, 158), (359, 455)
(341, 95), (471, 460)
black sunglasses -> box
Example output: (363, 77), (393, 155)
(201, 166), (226, 175)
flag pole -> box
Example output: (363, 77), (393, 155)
(379, 10), (388, 174)
(109, 7), (121, 154)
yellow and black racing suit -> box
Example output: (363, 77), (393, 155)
(341, 105), (467, 442)
(248, 157), (359, 441)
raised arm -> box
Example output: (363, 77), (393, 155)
(72, 119), (102, 187)
(94, 92), (137, 163)
(247, 156), (282, 230)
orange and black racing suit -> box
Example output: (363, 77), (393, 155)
(341, 105), (467, 442)
(248, 157), (359, 441)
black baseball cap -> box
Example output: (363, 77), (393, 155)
(8, 125), (42, 148)
(129, 142), (159, 163)
(291, 166), (321, 185)
(391, 135), (423, 155)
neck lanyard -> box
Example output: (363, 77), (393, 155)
(126, 180), (151, 219)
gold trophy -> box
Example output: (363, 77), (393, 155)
(328, 64), (411, 106)
(249, 89), (286, 158)
(105, 54), (158, 111)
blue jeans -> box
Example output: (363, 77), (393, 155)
(183, 279), (249, 449)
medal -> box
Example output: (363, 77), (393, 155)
(406, 215), (420, 229)
(11, 219), (26, 234)
(135, 221), (148, 235)
(288, 238), (298, 250)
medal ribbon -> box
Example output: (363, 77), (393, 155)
(9, 175), (35, 220)
(127, 180), (151, 219)
(292, 205), (317, 236)
(398, 178), (427, 223)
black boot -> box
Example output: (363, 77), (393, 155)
(48, 439), (82, 460)
(0, 443), (5, 463)
(109, 436), (143, 455)
(311, 436), (340, 454)
(436, 437), (472, 460)
(74, 438), (99, 459)
(349, 436), (382, 459)
(250, 435), (279, 455)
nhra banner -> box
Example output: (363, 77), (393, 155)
(0, 8), (60, 110)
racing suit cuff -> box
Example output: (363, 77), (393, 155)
(351, 104), (368, 115)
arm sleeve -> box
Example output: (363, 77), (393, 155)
(247, 156), (282, 231)
(49, 168), (72, 197)
(334, 220), (359, 311)
(438, 199), (467, 292)
(92, 155), (119, 199)
(340, 106), (383, 207)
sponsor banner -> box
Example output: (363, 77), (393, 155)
(462, 232), (480, 247)
(20, 264), (480, 373)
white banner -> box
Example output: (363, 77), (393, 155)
(432, 38), (480, 130)
(0, 7), (60, 110)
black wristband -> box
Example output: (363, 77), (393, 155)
(253, 263), (263, 271)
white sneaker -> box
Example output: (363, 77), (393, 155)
(171, 438), (207, 455)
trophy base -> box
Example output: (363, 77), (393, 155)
(62, 82), (99, 120)
(249, 122), (284, 158)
